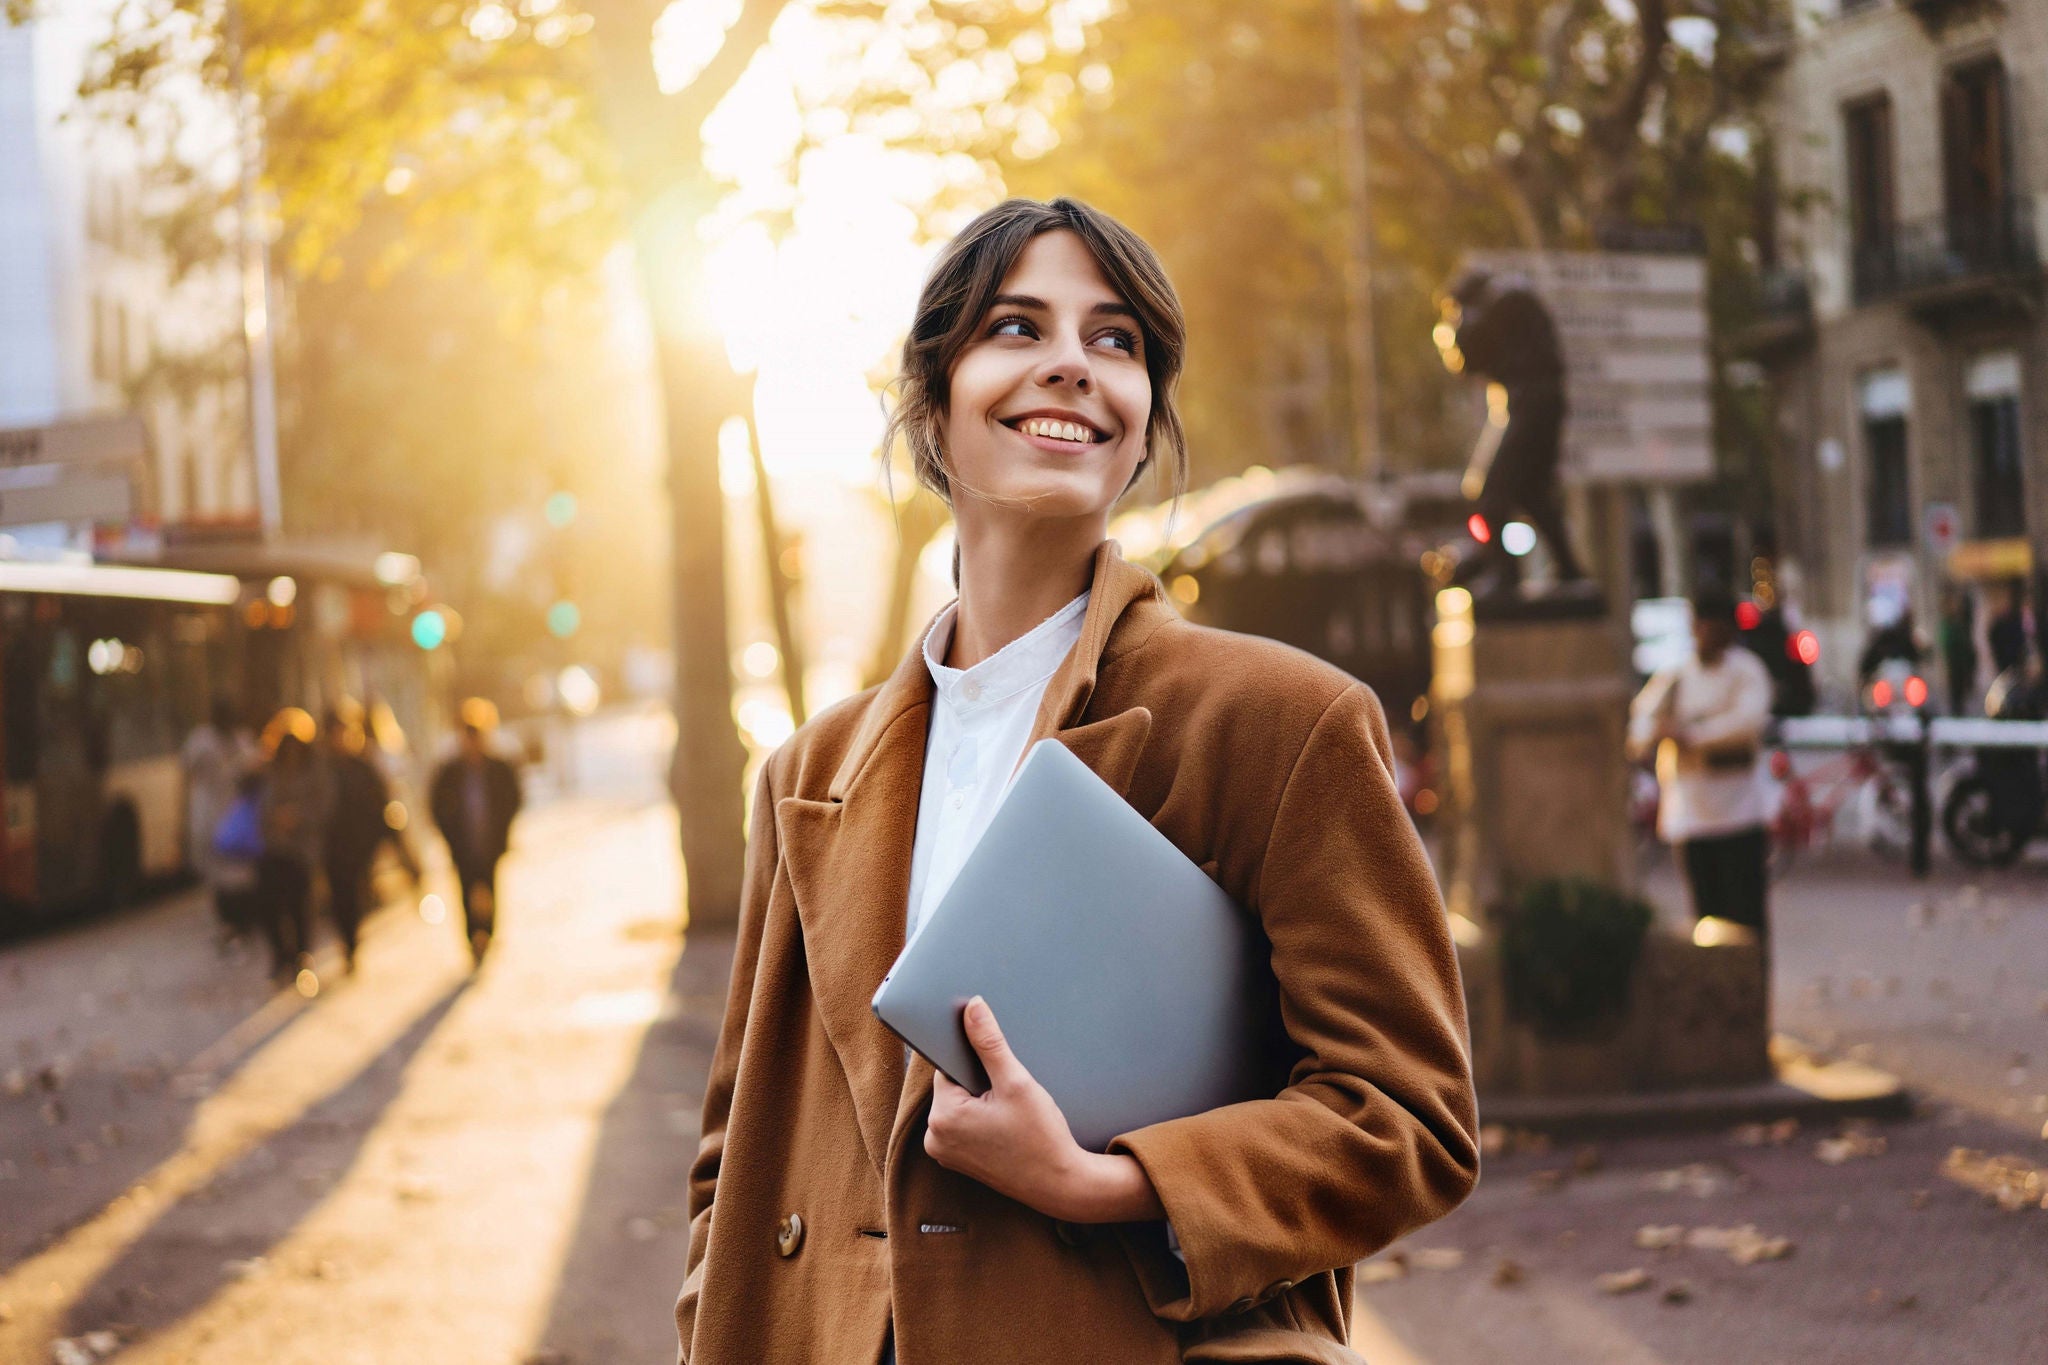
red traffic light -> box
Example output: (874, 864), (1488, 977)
(1790, 630), (1820, 666)
(1904, 675), (1928, 709)
(1735, 600), (1762, 631)
(1871, 679), (1893, 708)
(1466, 513), (1492, 544)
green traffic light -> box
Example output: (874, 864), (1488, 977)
(544, 492), (578, 529)
(547, 601), (581, 638)
(412, 609), (448, 650)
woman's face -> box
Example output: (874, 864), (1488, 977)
(940, 229), (1152, 526)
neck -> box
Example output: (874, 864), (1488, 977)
(946, 506), (1103, 670)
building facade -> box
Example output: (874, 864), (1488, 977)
(1754, 0), (2047, 705)
(0, 0), (252, 547)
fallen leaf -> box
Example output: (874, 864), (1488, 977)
(1909, 1189), (1931, 1210)
(1596, 1268), (1652, 1295)
(1358, 1254), (1408, 1285)
(1816, 1131), (1887, 1165)
(1941, 1148), (2047, 1211)
(1634, 1225), (1685, 1251)
(1643, 1163), (1739, 1198)
(1573, 1145), (1602, 1175)
(1527, 1169), (1569, 1194)
(51, 1330), (122, 1365)
(1661, 1281), (1692, 1305)
(1684, 1224), (1794, 1263)
(1411, 1248), (1464, 1271)
(1490, 1258), (1525, 1288)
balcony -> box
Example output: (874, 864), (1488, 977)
(1906, 0), (2000, 35)
(1851, 199), (2042, 320)
(1733, 266), (1815, 357)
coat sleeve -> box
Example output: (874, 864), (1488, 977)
(674, 759), (781, 1363)
(1108, 682), (1480, 1321)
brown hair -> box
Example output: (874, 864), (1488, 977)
(883, 197), (1188, 508)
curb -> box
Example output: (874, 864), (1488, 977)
(1477, 1042), (1911, 1137)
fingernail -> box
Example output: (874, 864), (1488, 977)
(968, 995), (986, 1021)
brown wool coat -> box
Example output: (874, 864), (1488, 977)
(676, 542), (1479, 1365)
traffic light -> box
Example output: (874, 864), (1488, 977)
(546, 600), (581, 639)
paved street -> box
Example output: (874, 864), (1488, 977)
(0, 710), (723, 1365)
(2, 716), (2045, 1363)
(1355, 851), (2048, 1365)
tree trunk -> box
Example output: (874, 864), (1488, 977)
(657, 330), (750, 927)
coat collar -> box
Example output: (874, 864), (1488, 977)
(776, 540), (1170, 1174)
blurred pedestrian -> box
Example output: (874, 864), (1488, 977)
(1986, 579), (2031, 676)
(256, 709), (331, 985)
(181, 696), (260, 947)
(1629, 587), (1775, 948)
(321, 703), (396, 974)
(674, 198), (1477, 1365)
(428, 699), (522, 966)
(1939, 586), (1977, 715)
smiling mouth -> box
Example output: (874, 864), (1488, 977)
(1002, 415), (1110, 445)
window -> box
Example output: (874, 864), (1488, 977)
(1967, 352), (2025, 539)
(1860, 370), (1912, 548)
(1844, 94), (1896, 300)
(1942, 58), (2013, 267)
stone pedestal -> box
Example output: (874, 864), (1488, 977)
(1433, 588), (1772, 1098)
(1430, 588), (1636, 927)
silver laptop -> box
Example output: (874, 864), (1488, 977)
(871, 738), (1276, 1152)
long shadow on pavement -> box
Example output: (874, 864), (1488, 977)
(52, 977), (471, 1347)
(529, 928), (737, 1364)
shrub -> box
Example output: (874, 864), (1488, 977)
(1497, 877), (1654, 1038)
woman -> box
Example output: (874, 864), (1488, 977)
(676, 198), (1478, 1365)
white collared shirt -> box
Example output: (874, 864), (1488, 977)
(905, 590), (1090, 942)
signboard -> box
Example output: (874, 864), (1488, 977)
(0, 414), (147, 469)
(0, 473), (133, 528)
(1464, 250), (1714, 484)
(1925, 502), (1959, 556)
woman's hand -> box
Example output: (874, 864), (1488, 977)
(924, 997), (1166, 1225)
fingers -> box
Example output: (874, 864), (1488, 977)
(961, 995), (1028, 1089)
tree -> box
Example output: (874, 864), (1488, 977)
(59, 0), (804, 927)
(816, 0), (1788, 511)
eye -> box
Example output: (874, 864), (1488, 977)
(989, 314), (1037, 339)
(1094, 327), (1139, 354)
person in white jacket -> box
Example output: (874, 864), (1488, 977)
(1628, 587), (1775, 944)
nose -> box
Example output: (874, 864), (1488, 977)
(1034, 327), (1093, 392)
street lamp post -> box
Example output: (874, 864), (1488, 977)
(1335, 0), (1384, 481)
(227, 0), (283, 540)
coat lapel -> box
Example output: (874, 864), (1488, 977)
(776, 646), (931, 1175)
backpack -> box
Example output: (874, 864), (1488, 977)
(212, 790), (265, 863)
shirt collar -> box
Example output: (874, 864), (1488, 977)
(922, 590), (1090, 715)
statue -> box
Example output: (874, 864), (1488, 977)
(1437, 268), (1587, 594)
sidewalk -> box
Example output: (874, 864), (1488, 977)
(1355, 852), (2048, 1364)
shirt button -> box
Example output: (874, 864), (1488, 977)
(949, 792), (965, 812)
(961, 679), (982, 702)
(775, 1212), (804, 1257)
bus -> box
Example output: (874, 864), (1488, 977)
(1, 559), (240, 918)
(1, 545), (443, 928)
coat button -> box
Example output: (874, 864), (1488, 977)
(776, 1213), (804, 1258)
(1262, 1279), (1294, 1300)
(1054, 1220), (1087, 1247)
(1227, 1296), (1256, 1314)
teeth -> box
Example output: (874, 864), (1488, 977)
(1018, 417), (1096, 443)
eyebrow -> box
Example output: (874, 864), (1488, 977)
(987, 292), (1140, 320)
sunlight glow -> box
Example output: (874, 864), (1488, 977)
(653, 0), (744, 94)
